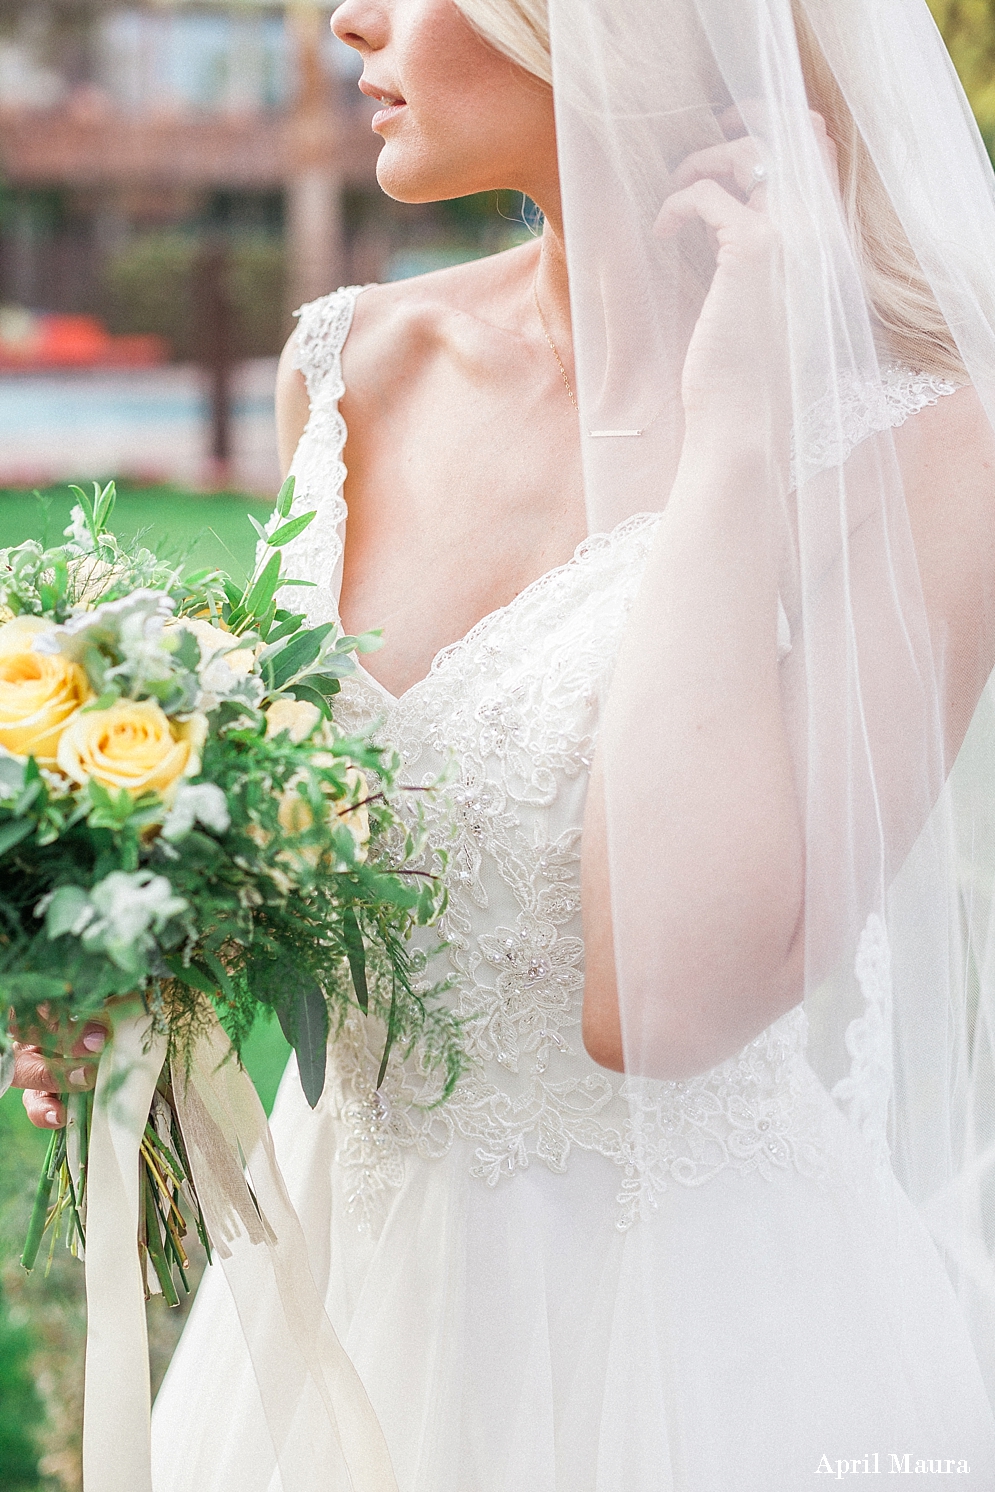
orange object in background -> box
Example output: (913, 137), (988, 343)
(0, 307), (170, 370)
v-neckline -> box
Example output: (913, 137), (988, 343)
(349, 510), (659, 710)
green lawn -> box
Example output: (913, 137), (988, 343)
(0, 481), (273, 585)
(0, 482), (292, 1492)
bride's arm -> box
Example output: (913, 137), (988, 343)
(581, 438), (806, 1081)
(276, 334), (311, 477)
(581, 175), (995, 1079)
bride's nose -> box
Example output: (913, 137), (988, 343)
(332, 0), (387, 55)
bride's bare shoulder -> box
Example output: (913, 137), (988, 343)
(276, 241), (537, 469)
(344, 240), (537, 391)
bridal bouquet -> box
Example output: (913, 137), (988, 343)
(0, 478), (460, 1300)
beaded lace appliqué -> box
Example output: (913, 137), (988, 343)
(317, 522), (834, 1235)
(284, 287), (957, 1233)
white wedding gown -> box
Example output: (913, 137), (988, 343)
(152, 286), (995, 1491)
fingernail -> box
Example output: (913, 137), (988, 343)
(82, 1029), (105, 1053)
(68, 1067), (87, 1087)
(46, 1110), (60, 1125)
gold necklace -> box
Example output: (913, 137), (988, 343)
(533, 279), (578, 413)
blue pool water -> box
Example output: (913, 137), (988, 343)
(0, 360), (281, 494)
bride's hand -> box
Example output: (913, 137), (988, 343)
(10, 1011), (109, 1130)
(655, 113), (837, 445)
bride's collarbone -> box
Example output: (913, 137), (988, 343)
(336, 292), (586, 697)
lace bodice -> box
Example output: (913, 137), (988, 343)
(283, 285), (958, 1234)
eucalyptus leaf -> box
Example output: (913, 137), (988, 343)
(291, 681), (337, 716)
(265, 511), (316, 549)
(354, 630), (385, 655)
(276, 474), (296, 517)
(94, 480), (117, 533)
(81, 690), (122, 714)
(264, 612), (306, 645)
(242, 551), (282, 625)
(0, 818), (34, 856)
(0, 972), (69, 1004)
(342, 908), (369, 1014)
(295, 672), (344, 699)
(268, 623), (334, 690)
(277, 978), (329, 1109)
(12, 779), (43, 817)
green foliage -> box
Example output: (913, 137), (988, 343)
(0, 485), (271, 584)
(0, 479), (462, 1112)
(102, 232), (287, 361)
(929, 2), (995, 149)
(0, 475), (462, 1307)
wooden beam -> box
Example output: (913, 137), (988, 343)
(0, 107), (379, 188)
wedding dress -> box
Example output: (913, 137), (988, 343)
(150, 285), (995, 1491)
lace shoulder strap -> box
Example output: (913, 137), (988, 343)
(278, 285), (370, 629)
(292, 285), (367, 404)
(795, 362), (960, 486)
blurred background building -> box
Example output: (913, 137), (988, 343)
(0, 0), (530, 491)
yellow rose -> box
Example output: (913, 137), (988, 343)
(276, 766), (370, 868)
(57, 700), (208, 798)
(336, 768), (371, 864)
(0, 620), (93, 765)
(0, 615), (55, 656)
(167, 617), (257, 676)
(265, 696), (321, 744)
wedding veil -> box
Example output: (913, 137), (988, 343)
(460, 0), (995, 1412)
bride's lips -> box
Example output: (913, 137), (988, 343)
(359, 77), (407, 131)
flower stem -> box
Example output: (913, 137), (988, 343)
(21, 1126), (61, 1272)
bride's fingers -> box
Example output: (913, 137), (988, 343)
(11, 1041), (98, 1095)
(23, 1086), (65, 1130)
(669, 137), (766, 200)
(654, 177), (774, 250)
(70, 1021), (108, 1059)
(713, 104), (841, 202)
(13, 1013), (108, 1059)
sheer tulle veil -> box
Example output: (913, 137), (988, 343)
(457, 0), (995, 1405)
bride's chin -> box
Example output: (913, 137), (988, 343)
(374, 142), (493, 206)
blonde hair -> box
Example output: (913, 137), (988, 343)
(453, 0), (551, 86)
(454, 0), (964, 378)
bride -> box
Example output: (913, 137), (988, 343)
(18, 0), (995, 1486)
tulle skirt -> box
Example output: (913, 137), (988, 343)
(151, 1057), (995, 1491)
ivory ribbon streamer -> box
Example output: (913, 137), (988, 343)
(83, 1010), (167, 1492)
(171, 1011), (398, 1492)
